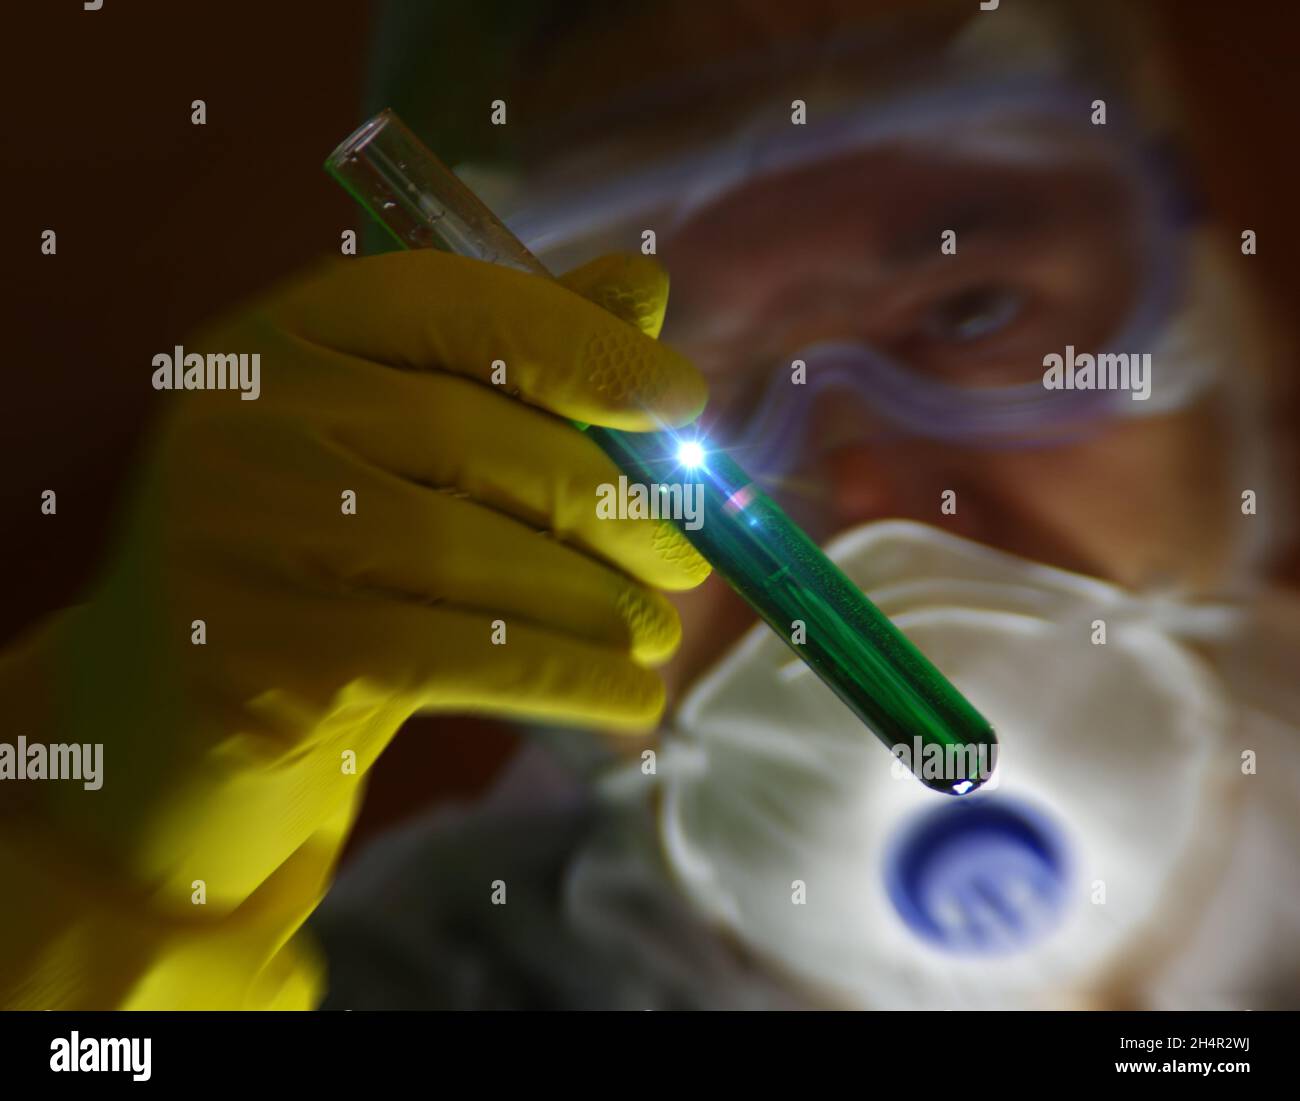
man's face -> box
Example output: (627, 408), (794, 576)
(654, 140), (1237, 700)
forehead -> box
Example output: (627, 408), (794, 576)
(510, 2), (976, 167)
(664, 140), (1133, 247)
(511, 105), (1145, 293)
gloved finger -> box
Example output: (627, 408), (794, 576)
(295, 456), (685, 666)
(556, 253), (670, 339)
(413, 606), (667, 731)
(266, 250), (706, 430)
(218, 589), (669, 733)
(111, 594), (665, 899)
(173, 412), (684, 664)
(314, 355), (709, 591)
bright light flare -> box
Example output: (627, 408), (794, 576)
(677, 440), (706, 468)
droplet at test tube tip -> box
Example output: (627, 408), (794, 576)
(325, 109), (999, 795)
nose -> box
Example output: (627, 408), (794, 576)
(814, 437), (982, 543)
(819, 444), (902, 530)
(789, 377), (988, 540)
(763, 383), (906, 532)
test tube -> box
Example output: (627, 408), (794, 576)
(326, 109), (998, 794)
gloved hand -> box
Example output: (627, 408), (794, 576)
(0, 249), (709, 1008)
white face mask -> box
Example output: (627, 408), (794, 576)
(657, 520), (1257, 1008)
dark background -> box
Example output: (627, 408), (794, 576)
(4, 0), (1297, 853)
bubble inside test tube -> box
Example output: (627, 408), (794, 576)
(325, 109), (999, 795)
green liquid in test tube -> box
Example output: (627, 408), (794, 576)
(326, 109), (998, 795)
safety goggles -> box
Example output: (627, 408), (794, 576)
(501, 78), (1206, 461)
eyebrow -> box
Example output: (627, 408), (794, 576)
(881, 198), (1041, 267)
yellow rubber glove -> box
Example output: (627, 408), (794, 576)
(0, 250), (709, 1009)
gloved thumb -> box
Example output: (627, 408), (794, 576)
(557, 253), (672, 340)
(267, 250), (704, 430)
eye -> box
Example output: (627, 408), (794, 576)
(922, 285), (1024, 344)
